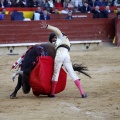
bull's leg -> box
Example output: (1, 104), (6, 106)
(9, 75), (22, 99)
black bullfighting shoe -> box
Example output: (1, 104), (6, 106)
(48, 94), (55, 98)
(82, 94), (87, 98)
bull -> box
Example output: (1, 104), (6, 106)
(10, 43), (91, 99)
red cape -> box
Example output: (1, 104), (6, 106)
(30, 56), (67, 96)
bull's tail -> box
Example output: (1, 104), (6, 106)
(73, 63), (91, 78)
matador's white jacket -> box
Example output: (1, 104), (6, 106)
(47, 25), (71, 49)
(46, 25), (79, 81)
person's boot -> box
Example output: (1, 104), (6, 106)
(48, 81), (57, 98)
(74, 79), (87, 98)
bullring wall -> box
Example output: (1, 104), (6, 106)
(0, 19), (115, 44)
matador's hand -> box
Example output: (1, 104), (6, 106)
(40, 20), (48, 28)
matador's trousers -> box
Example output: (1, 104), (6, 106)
(52, 47), (79, 81)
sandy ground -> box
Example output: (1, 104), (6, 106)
(0, 44), (120, 120)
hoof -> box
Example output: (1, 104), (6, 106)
(48, 94), (55, 98)
(82, 94), (87, 98)
(9, 93), (18, 99)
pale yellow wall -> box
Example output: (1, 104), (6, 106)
(22, 11), (34, 19)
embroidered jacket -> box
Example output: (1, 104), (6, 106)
(47, 25), (70, 49)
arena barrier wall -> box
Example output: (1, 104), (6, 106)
(0, 18), (116, 54)
(0, 40), (102, 55)
(0, 19), (115, 43)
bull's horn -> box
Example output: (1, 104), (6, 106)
(12, 71), (23, 82)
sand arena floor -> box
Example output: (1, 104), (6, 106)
(0, 44), (120, 120)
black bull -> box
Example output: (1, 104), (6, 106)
(10, 43), (91, 99)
